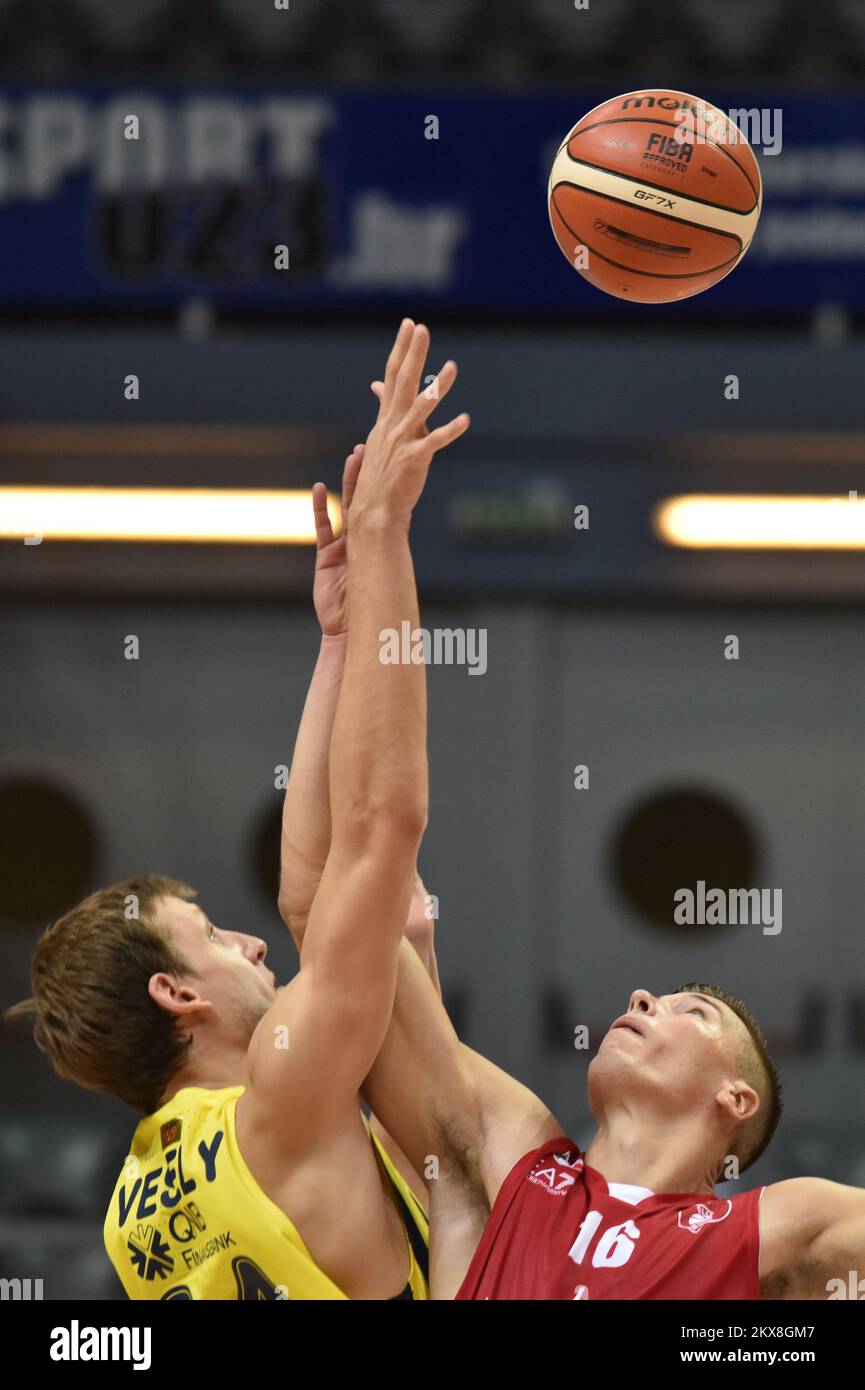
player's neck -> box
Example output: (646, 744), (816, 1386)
(584, 1116), (719, 1197)
(157, 1036), (251, 1107)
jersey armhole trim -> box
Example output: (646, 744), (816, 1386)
(755, 1183), (767, 1298)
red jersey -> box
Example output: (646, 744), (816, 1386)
(456, 1136), (765, 1300)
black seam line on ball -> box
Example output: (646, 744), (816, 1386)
(552, 189), (743, 280)
(565, 120), (760, 209)
(553, 181), (745, 256)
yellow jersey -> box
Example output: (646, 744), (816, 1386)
(103, 1085), (429, 1300)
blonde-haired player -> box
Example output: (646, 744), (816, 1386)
(8, 320), (469, 1299)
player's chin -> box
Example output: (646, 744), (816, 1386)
(592, 1033), (639, 1069)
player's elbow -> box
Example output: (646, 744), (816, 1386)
(334, 795), (428, 856)
(388, 796), (428, 844)
(277, 901), (308, 951)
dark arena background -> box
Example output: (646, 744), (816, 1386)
(1, 0), (865, 1328)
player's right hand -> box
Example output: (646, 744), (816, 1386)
(351, 318), (470, 525)
(310, 442), (364, 637)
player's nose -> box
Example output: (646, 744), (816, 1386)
(628, 987), (657, 1015)
(247, 935), (268, 966)
(240, 934), (271, 967)
(226, 932), (267, 965)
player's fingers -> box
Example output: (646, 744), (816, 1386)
(370, 381), (385, 400)
(425, 411), (471, 455)
(381, 318), (415, 411)
(341, 443), (363, 500)
(342, 445), (364, 520)
(312, 481), (334, 549)
(392, 323), (430, 416)
(409, 360), (458, 424)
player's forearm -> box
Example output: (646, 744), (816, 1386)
(361, 939), (474, 1178)
(404, 875), (443, 999)
(411, 936), (442, 998)
(277, 633), (346, 942)
(281, 642), (444, 986)
(330, 510), (428, 852)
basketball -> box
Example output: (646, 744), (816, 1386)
(548, 88), (763, 303)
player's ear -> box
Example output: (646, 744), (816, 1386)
(148, 972), (208, 1017)
(717, 1080), (759, 1126)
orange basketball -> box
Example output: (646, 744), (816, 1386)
(548, 88), (762, 303)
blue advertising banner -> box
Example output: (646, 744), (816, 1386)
(0, 82), (863, 315)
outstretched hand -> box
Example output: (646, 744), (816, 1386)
(310, 443), (364, 637)
(351, 318), (470, 525)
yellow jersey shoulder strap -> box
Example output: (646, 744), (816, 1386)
(365, 1119), (429, 1287)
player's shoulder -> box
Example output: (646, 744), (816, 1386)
(758, 1176), (865, 1295)
(759, 1177), (852, 1267)
(761, 1175), (854, 1224)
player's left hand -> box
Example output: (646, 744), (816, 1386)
(310, 444), (364, 637)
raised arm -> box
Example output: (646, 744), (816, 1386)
(276, 444), (443, 1195)
(277, 446), (363, 942)
(277, 444), (442, 994)
(242, 320), (469, 1151)
(363, 934), (563, 1204)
